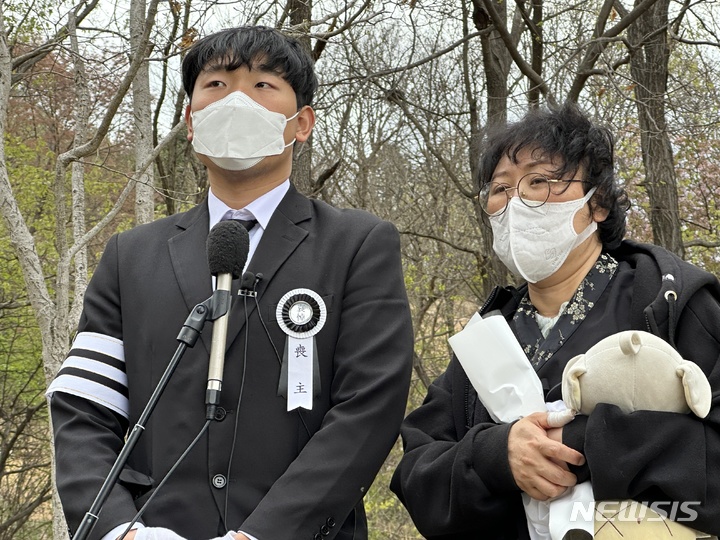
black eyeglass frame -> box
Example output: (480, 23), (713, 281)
(477, 174), (593, 216)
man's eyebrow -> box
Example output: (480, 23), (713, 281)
(199, 61), (285, 78)
(200, 63), (230, 74)
(253, 66), (287, 77)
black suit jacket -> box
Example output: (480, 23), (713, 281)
(50, 185), (414, 540)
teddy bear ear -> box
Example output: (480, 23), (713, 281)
(562, 354), (587, 413)
(676, 361), (712, 418)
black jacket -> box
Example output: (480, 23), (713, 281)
(49, 187), (414, 540)
(390, 240), (720, 538)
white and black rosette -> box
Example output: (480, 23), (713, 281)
(276, 289), (327, 338)
(276, 289), (326, 411)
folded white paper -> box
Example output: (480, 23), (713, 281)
(448, 312), (594, 540)
(448, 313), (546, 423)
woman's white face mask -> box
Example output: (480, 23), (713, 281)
(489, 188), (598, 283)
(190, 90), (298, 171)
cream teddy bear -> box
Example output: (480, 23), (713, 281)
(562, 330), (711, 418)
(558, 330), (712, 539)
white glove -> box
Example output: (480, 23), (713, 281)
(130, 527), (238, 540)
(133, 528), (187, 540)
(546, 408), (575, 428)
(545, 400), (576, 428)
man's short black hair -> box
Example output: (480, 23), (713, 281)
(182, 26), (318, 108)
(477, 102), (630, 250)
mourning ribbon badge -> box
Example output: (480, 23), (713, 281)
(276, 288), (326, 411)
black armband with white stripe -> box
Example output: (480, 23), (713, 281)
(47, 331), (129, 419)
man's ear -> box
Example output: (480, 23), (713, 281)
(294, 105), (315, 143)
(184, 104), (194, 141)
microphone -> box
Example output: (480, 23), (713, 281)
(238, 271), (256, 296)
(205, 220), (250, 420)
(239, 271), (265, 297)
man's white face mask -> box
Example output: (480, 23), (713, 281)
(489, 187), (598, 283)
(190, 90), (299, 171)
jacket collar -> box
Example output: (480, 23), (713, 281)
(167, 185), (312, 354)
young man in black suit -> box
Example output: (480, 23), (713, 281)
(48, 26), (413, 540)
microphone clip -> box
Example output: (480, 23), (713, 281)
(176, 289), (230, 347)
(238, 271), (261, 297)
(208, 289), (232, 318)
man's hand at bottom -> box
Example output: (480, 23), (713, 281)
(131, 528), (185, 540)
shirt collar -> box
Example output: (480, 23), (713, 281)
(207, 180), (290, 231)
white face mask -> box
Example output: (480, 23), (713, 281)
(489, 188), (598, 283)
(190, 90), (299, 171)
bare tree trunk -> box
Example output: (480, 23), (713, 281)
(527, 0), (543, 109)
(132, 0), (155, 224)
(628, 0), (684, 257)
(288, 0), (314, 196)
(69, 13), (91, 345)
(1, 8), (68, 539)
(472, 0), (510, 128)
(0, 0), (57, 382)
(155, 2), (193, 215)
(45, 13), (95, 540)
(471, 0), (512, 295)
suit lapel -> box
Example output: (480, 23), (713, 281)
(168, 202), (213, 353)
(224, 185), (312, 350)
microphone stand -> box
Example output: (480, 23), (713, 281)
(73, 289), (232, 540)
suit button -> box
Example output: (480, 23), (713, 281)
(326, 518), (335, 528)
(313, 534), (322, 540)
(214, 407), (227, 421)
(212, 474), (226, 489)
(320, 525), (330, 535)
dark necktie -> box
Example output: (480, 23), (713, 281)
(221, 209), (257, 232)
(231, 218), (257, 232)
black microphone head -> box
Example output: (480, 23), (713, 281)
(207, 220), (250, 279)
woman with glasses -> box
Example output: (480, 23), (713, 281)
(391, 103), (720, 539)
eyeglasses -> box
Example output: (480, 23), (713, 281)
(477, 174), (591, 216)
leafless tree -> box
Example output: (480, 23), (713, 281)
(1, 0), (720, 538)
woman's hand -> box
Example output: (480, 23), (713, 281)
(508, 411), (585, 500)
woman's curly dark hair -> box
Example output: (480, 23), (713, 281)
(477, 102), (630, 249)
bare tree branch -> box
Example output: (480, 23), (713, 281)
(568, 0), (661, 100)
(478, 0), (556, 105)
(11, 0), (101, 85)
